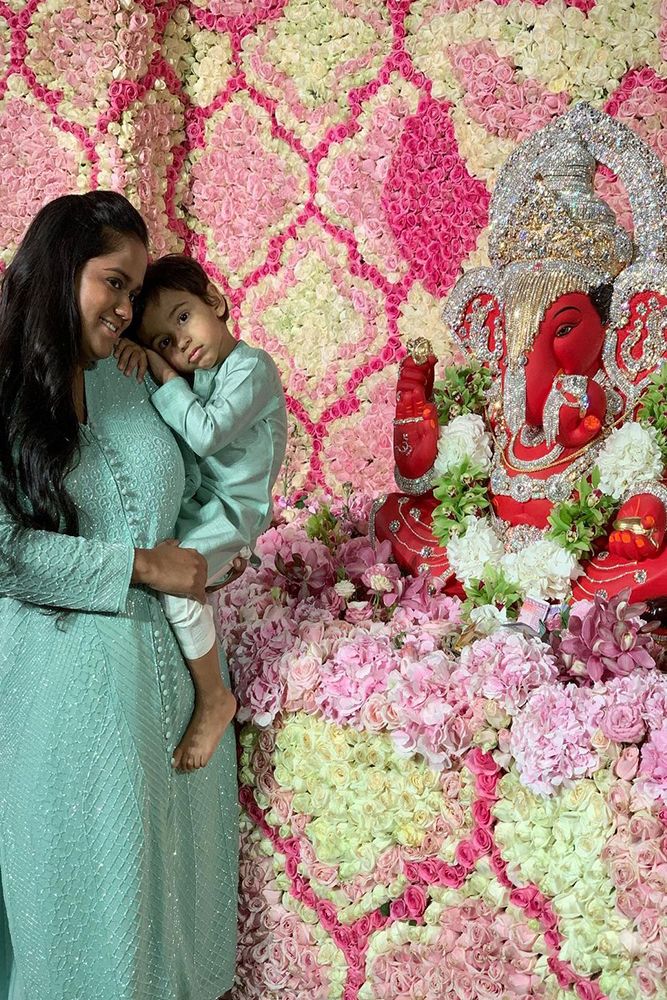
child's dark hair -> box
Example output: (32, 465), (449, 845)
(128, 254), (228, 336)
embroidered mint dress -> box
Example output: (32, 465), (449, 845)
(0, 360), (238, 1000)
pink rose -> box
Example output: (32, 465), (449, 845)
(404, 885), (427, 919)
(472, 799), (493, 828)
(637, 908), (661, 943)
(629, 813), (664, 841)
(455, 840), (477, 869)
(471, 827), (493, 854)
(577, 981), (605, 1000)
(636, 969), (657, 996)
(615, 746), (640, 781)
(477, 772), (499, 798)
(602, 702), (646, 743)
(316, 900), (337, 930)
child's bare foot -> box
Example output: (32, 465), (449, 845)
(172, 687), (236, 772)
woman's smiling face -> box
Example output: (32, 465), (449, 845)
(76, 236), (147, 367)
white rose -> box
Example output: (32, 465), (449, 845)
(447, 517), (504, 586)
(596, 422), (664, 500)
(501, 538), (581, 601)
(334, 580), (356, 599)
(434, 413), (493, 477)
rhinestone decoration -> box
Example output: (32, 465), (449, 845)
(623, 481), (667, 511)
(394, 466), (435, 496)
(634, 570), (648, 584)
(389, 520), (400, 533)
(368, 495), (387, 547)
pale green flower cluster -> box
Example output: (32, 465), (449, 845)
(274, 713), (450, 878)
(242, 0), (392, 148)
(407, 0), (664, 105)
(495, 769), (638, 992)
(163, 7), (235, 107)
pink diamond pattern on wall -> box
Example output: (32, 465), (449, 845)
(2, 0), (667, 495)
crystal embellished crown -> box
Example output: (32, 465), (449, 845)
(489, 135), (634, 278)
(444, 103), (667, 364)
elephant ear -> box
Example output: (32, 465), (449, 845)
(442, 266), (503, 365)
(603, 262), (667, 408)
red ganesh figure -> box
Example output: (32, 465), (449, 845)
(372, 104), (667, 608)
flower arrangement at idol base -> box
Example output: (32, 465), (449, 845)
(217, 495), (667, 1000)
(428, 362), (667, 622)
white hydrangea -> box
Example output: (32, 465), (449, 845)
(501, 539), (582, 602)
(469, 603), (509, 636)
(434, 413), (493, 478)
(596, 422), (664, 500)
(446, 517), (504, 586)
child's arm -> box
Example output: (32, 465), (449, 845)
(150, 353), (279, 459)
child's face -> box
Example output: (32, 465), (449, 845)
(139, 287), (228, 375)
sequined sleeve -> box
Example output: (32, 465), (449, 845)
(0, 504), (135, 612)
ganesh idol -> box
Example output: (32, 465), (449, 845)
(372, 103), (667, 609)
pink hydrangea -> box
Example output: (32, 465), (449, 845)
(639, 722), (667, 804)
(231, 605), (298, 725)
(643, 675), (667, 731)
(315, 628), (397, 725)
(460, 632), (559, 714)
(387, 649), (484, 768)
(510, 684), (604, 794)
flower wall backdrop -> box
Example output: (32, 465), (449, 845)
(4, 0), (667, 496)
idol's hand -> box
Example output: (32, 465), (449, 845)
(545, 376), (606, 449)
(608, 495), (666, 561)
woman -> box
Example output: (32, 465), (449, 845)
(0, 192), (237, 999)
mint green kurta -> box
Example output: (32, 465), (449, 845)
(150, 341), (287, 583)
(0, 360), (238, 1000)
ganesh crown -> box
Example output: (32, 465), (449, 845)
(444, 102), (667, 376)
(489, 137), (634, 278)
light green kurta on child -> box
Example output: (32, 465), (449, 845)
(0, 359), (238, 1000)
(150, 340), (287, 583)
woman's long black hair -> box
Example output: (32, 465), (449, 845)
(0, 191), (148, 536)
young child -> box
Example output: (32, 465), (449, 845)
(116, 254), (287, 772)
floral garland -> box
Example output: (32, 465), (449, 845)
(430, 364), (667, 618)
(217, 495), (667, 999)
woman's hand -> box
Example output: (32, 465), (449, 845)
(146, 348), (180, 386)
(132, 539), (207, 603)
(114, 338), (148, 382)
